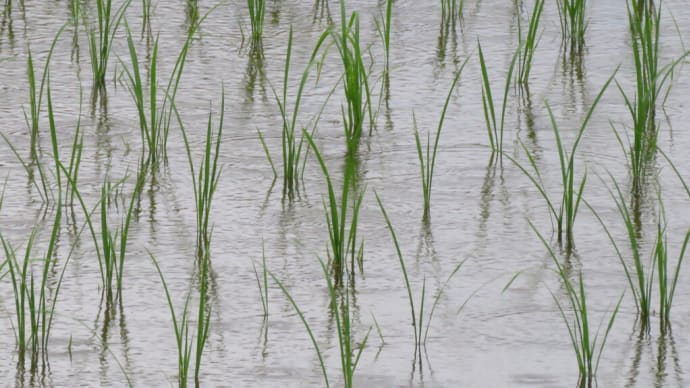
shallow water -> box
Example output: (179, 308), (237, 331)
(1, 1), (690, 387)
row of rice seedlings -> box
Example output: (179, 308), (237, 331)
(477, 41), (518, 164)
(414, 62), (467, 221)
(530, 221), (622, 387)
(376, 193), (467, 356)
(556, 0), (587, 52)
(330, 0), (374, 155)
(588, 175), (689, 334)
(509, 70), (615, 249)
(122, 13), (203, 171)
(86, 0), (131, 103)
(247, 0), (265, 48)
(150, 251), (211, 388)
(304, 131), (364, 287)
(262, 26), (329, 199)
(517, 0), (544, 86)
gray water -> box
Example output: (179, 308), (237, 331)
(1, 0), (690, 387)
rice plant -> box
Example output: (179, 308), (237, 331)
(271, 256), (371, 388)
(508, 70), (615, 249)
(1, 216), (65, 371)
(588, 176), (689, 334)
(21, 28), (65, 202)
(440, 0), (464, 21)
(477, 40), (518, 164)
(376, 193), (467, 356)
(247, 0), (265, 49)
(1, 94), (68, 367)
(374, 0), (393, 78)
(174, 90), (225, 258)
(149, 252), (210, 388)
(530, 221), (622, 387)
(616, 0), (690, 193)
(304, 130), (364, 287)
(86, 0), (131, 102)
(122, 16), (202, 170)
(414, 61), (467, 220)
(517, 0), (544, 86)
(557, 0), (587, 52)
(330, 0), (374, 155)
(264, 25), (329, 199)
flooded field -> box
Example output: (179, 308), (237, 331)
(1, 0), (690, 387)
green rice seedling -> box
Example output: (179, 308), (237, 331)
(1, 128), (66, 371)
(21, 27), (65, 201)
(265, 25), (329, 199)
(616, 1), (690, 193)
(652, 207), (689, 333)
(1, 219), (61, 371)
(375, 193), (467, 355)
(173, 89), (225, 258)
(330, 0), (374, 155)
(270, 271), (329, 387)
(477, 41), (518, 164)
(98, 173), (144, 302)
(414, 61), (467, 220)
(270, 256), (371, 388)
(122, 13), (206, 170)
(247, 0), (265, 48)
(251, 241), (269, 330)
(556, 0), (587, 52)
(587, 176), (689, 334)
(373, 0), (393, 78)
(508, 70), (615, 249)
(517, 0), (544, 86)
(149, 252), (209, 388)
(440, 0), (463, 22)
(304, 131), (364, 287)
(86, 0), (131, 102)
(529, 221), (622, 387)
(142, 0), (152, 39)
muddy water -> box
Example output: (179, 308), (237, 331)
(1, 1), (690, 387)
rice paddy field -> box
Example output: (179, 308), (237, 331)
(2, 0), (690, 387)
